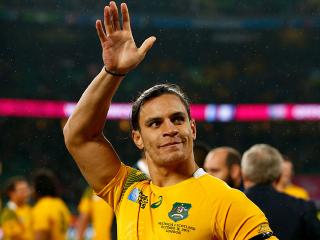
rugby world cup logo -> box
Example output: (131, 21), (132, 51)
(168, 202), (192, 222)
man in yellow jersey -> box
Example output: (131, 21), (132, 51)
(0, 176), (33, 240)
(32, 169), (71, 240)
(76, 187), (115, 240)
(242, 144), (320, 240)
(204, 146), (243, 189)
(63, 2), (277, 239)
(275, 156), (310, 200)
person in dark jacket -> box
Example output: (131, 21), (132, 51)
(241, 144), (320, 240)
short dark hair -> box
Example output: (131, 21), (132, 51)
(5, 176), (28, 197)
(33, 169), (58, 198)
(131, 83), (191, 131)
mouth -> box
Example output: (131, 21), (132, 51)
(159, 142), (182, 148)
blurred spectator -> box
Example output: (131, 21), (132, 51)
(32, 169), (71, 240)
(204, 146), (242, 189)
(275, 156), (310, 200)
(76, 187), (115, 240)
(0, 176), (33, 240)
(242, 144), (320, 240)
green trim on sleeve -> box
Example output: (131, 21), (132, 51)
(120, 167), (148, 200)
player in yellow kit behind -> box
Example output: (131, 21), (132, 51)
(76, 187), (115, 240)
(32, 169), (71, 240)
(0, 176), (33, 240)
(276, 156), (310, 200)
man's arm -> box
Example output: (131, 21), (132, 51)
(76, 213), (90, 240)
(63, 1), (156, 192)
(34, 230), (51, 240)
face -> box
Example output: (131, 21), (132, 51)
(204, 150), (231, 183)
(132, 94), (196, 167)
(279, 161), (293, 185)
(9, 181), (31, 206)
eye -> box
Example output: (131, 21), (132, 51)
(172, 116), (185, 125)
(149, 120), (161, 128)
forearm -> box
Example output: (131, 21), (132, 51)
(76, 213), (90, 240)
(35, 230), (51, 240)
(64, 67), (125, 142)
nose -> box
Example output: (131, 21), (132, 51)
(162, 119), (178, 137)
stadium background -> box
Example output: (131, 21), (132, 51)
(1, 0), (320, 237)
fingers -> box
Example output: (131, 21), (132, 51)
(121, 3), (131, 31)
(104, 6), (113, 35)
(110, 1), (121, 31)
(139, 36), (157, 56)
(96, 20), (107, 44)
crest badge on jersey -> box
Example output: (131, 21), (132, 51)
(168, 202), (192, 222)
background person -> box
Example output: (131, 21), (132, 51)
(275, 155), (310, 200)
(76, 187), (116, 240)
(32, 169), (71, 240)
(242, 144), (320, 240)
(204, 146), (242, 189)
(0, 176), (33, 240)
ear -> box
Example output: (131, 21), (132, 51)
(230, 164), (241, 180)
(190, 119), (197, 140)
(132, 130), (144, 150)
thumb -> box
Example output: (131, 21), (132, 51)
(138, 36), (156, 56)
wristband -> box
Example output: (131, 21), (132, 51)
(104, 67), (126, 77)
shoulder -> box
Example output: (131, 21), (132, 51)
(196, 173), (231, 192)
(96, 163), (149, 202)
(196, 173), (246, 201)
(277, 190), (307, 206)
(81, 187), (93, 199)
(285, 184), (309, 200)
(197, 173), (230, 189)
(33, 197), (53, 213)
(0, 207), (17, 223)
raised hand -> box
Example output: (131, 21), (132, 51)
(96, 1), (156, 75)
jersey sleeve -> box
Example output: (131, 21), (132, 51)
(96, 163), (148, 213)
(215, 189), (278, 240)
(0, 208), (23, 237)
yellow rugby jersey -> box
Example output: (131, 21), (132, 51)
(283, 184), (309, 200)
(98, 164), (278, 240)
(0, 202), (33, 240)
(32, 197), (71, 240)
(78, 187), (114, 240)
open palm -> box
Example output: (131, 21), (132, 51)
(96, 2), (156, 75)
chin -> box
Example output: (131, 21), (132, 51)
(160, 152), (186, 166)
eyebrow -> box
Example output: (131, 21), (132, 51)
(144, 117), (162, 126)
(144, 111), (186, 126)
(170, 112), (186, 119)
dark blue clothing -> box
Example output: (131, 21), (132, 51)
(245, 184), (320, 240)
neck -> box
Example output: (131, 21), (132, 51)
(243, 179), (256, 190)
(9, 200), (23, 208)
(148, 160), (198, 187)
(234, 177), (242, 189)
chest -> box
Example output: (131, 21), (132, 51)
(116, 187), (214, 240)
